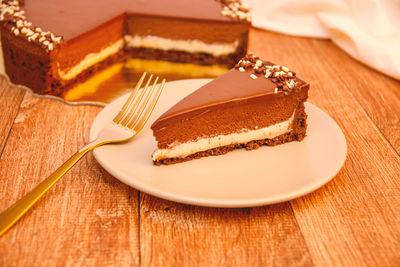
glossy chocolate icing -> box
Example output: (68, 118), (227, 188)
(151, 68), (308, 130)
(22, 0), (233, 40)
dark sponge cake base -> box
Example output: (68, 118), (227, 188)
(153, 101), (307, 165)
(128, 47), (247, 68)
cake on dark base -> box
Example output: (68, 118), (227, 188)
(0, 0), (251, 95)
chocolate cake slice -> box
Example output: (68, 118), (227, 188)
(151, 54), (309, 165)
(0, 0), (250, 95)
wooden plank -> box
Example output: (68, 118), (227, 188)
(139, 29), (400, 266)
(140, 196), (313, 266)
(0, 76), (25, 156)
(249, 29), (400, 266)
(308, 39), (400, 154)
(0, 28), (399, 266)
(0, 93), (139, 266)
(291, 42), (400, 266)
(292, 76), (400, 266)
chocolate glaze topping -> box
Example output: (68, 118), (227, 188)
(151, 56), (308, 131)
(1, 0), (251, 49)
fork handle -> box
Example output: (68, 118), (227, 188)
(0, 146), (93, 236)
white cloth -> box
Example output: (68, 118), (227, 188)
(247, 0), (400, 80)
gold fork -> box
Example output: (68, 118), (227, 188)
(0, 72), (165, 236)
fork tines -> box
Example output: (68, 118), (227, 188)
(113, 72), (166, 131)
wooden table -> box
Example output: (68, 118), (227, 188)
(0, 29), (399, 266)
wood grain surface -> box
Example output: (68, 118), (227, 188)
(0, 28), (399, 266)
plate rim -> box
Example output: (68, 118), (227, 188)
(91, 79), (347, 208)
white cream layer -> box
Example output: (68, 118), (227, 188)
(152, 115), (294, 161)
(58, 39), (124, 80)
(124, 35), (239, 57)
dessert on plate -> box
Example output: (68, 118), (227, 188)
(0, 0), (250, 95)
(151, 54), (309, 165)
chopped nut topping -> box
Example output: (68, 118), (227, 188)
(25, 29), (34, 36)
(28, 32), (39, 41)
(16, 20), (23, 28)
(235, 53), (299, 95)
(281, 66), (289, 72)
(217, 0), (252, 22)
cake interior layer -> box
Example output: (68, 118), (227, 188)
(153, 89), (308, 149)
(57, 39), (124, 80)
(54, 14), (248, 80)
(152, 112), (294, 161)
(124, 35), (238, 57)
(125, 15), (247, 44)
(54, 15), (125, 72)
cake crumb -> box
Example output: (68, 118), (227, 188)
(250, 74), (258, 79)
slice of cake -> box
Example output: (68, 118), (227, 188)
(0, 0), (250, 96)
(151, 54), (309, 165)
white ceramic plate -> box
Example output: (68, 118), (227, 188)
(90, 79), (347, 207)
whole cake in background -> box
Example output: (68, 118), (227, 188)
(151, 54), (309, 165)
(0, 0), (251, 95)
